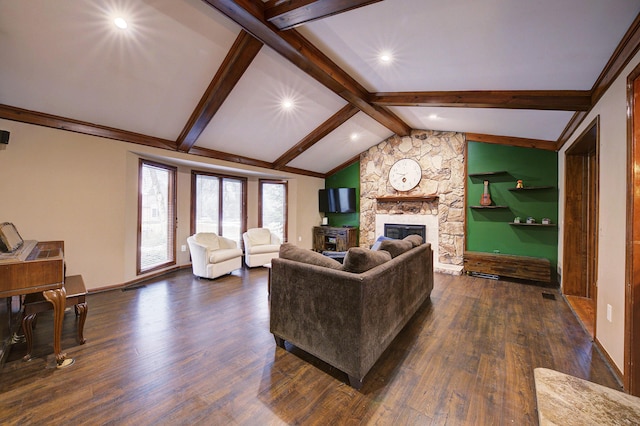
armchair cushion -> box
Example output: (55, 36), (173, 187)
(209, 248), (243, 263)
(247, 244), (281, 255)
(246, 228), (272, 246)
(194, 233), (220, 250)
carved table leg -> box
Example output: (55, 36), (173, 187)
(43, 287), (73, 368)
(75, 302), (87, 345)
(21, 313), (36, 361)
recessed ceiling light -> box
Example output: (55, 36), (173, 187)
(114, 17), (128, 29)
(379, 52), (392, 63)
(350, 132), (359, 141)
(281, 99), (294, 110)
(428, 114), (439, 120)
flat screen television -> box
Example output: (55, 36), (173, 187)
(318, 188), (356, 213)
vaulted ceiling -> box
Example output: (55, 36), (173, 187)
(1, 0), (639, 178)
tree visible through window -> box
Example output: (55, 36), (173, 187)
(138, 160), (176, 274)
(260, 180), (287, 243)
(192, 172), (246, 247)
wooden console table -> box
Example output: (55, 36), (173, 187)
(464, 251), (551, 283)
(313, 226), (357, 252)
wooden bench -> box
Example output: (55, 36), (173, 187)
(22, 274), (87, 361)
(463, 251), (551, 283)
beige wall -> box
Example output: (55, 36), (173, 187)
(0, 119), (323, 291)
(558, 51), (640, 372)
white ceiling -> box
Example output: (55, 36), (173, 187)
(1, 0), (639, 175)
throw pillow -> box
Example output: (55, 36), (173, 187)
(279, 243), (343, 270)
(403, 234), (423, 247)
(378, 239), (413, 258)
(371, 235), (392, 250)
(343, 247), (391, 273)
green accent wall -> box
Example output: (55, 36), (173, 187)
(466, 142), (558, 279)
(325, 161), (360, 229)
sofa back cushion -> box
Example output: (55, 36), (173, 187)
(246, 228), (272, 246)
(342, 247), (392, 273)
(403, 234), (423, 247)
(377, 239), (413, 258)
(279, 243), (343, 270)
(194, 233), (220, 250)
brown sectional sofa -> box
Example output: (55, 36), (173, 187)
(269, 238), (434, 389)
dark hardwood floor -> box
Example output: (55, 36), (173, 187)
(0, 268), (620, 425)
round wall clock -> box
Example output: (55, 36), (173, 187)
(389, 158), (422, 191)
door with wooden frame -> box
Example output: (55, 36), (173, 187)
(563, 118), (599, 334)
(625, 64), (640, 395)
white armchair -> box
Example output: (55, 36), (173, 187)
(187, 233), (243, 279)
(242, 228), (281, 267)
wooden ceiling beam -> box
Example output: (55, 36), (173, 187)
(187, 146), (275, 169)
(177, 30), (263, 153)
(0, 104), (176, 150)
(201, 0), (411, 137)
(371, 90), (592, 111)
(273, 104), (359, 169)
(264, 0), (383, 30)
(466, 133), (557, 151)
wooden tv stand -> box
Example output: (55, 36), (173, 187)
(313, 226), (357, 252)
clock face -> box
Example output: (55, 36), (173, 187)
(389, 158), (422, 191)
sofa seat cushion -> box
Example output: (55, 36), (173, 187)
(377, 239), (413, 258)
(247, 244), (280, 255)
(279, 243), (343, 270)
(208, 248), (243, 263)
(194, 233), (220, 250)
(343, 247), (391, 273)
(246, 228), (272, 246)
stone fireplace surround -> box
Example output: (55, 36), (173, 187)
(360, 130), (465, 274)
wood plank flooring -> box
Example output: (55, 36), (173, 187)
(0, 268), (621, 425)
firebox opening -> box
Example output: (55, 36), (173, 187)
(384, 224), (426, 240)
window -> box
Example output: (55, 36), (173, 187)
(137, 160), (176, 274)
(192, 171), (246, 247)
(259, 179), (287, 243)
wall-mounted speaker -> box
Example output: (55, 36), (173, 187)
(0, 130), (9, 145)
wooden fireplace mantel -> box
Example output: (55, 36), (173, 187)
(375, 194), (438, 203)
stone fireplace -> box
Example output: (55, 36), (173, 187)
(360, 130), (465, 274)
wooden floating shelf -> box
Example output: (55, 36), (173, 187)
(468, 171), (508, 177)
(376, 194), (438, 203)
(509, 223), (556, 227)
(508, 186), (554, 191)
(469, 205), (509, 209)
